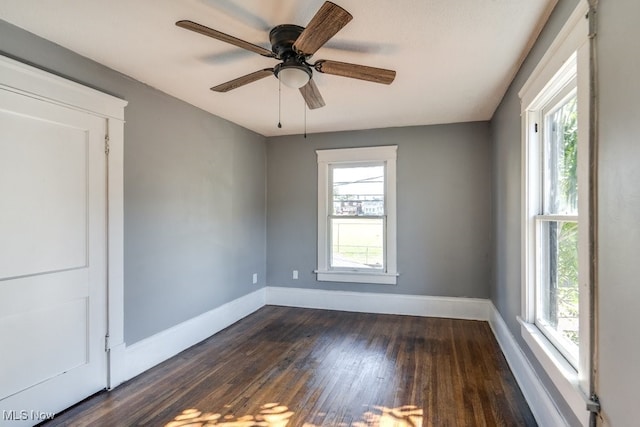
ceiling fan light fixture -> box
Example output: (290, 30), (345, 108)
(276, 64), (311, 89)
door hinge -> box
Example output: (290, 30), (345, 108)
(586, 393), (601, 414)
(104, 334), (111, 352)
(104, 134), (110, 155)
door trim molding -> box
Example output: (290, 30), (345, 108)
(0, 55), (126, 120)
(1, 54), (128, 391)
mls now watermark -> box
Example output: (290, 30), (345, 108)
(3, 410), (55, 422)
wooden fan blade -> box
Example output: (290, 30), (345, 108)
(293, 2), (353, 56)
(314, 60), (396, 84)
(299, 79), (326, 109)
(176, 20), (276, 58)
(211, 69), (274, 92)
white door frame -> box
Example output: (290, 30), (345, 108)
(0, 54), (128, 389)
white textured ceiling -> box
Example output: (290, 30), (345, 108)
(0, 0), (556, 137)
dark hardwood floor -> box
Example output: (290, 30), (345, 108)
(42, 306), (535, 426)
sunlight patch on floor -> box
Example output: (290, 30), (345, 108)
(354, 405), (423, 427)
(165, 403), (293, 427)
(165, 404), (422, 427)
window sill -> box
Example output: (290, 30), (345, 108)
(315, 270), (398, 285)
(517, 317), (588, 425)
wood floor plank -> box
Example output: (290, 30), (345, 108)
(40, 306), (536, 427)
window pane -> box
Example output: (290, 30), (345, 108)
(544, 93), (578, 215)
(330, 218), (383, 269)
(537, 220), (579, 363)
(332, 165), (384, 216)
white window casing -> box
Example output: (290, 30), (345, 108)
(316, 146), (398, 285)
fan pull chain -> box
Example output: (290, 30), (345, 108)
(304, 98), (307, 139)
(277, 78), (282, 129)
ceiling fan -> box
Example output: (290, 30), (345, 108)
(176, 1), (396, 110)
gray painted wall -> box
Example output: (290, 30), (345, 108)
(266, 123), (492, 298)
(596, 0), (640, 425)
(0, 21), (267, 345)
(490, 0), (581, 425)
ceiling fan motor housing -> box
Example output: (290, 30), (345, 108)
(269, 24), (306, 60)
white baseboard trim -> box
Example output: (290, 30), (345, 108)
(487, 302), (568, 426)
(266, 286), (491, 320)
(121, 288), (266, 382)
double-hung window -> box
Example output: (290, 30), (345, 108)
(316, 146), (397, 285)
(519, 1), (591, 422)
(535, 75), (580, 366)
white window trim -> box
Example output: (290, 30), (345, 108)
(519, 1), (591, 425)
(316, 146), (398, 285)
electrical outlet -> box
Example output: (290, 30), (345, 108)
(293, 270), (298, 279)
(252, 273), (258, 284)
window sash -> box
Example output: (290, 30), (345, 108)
(541, 83), (578, 216)
(327, 162), (387, 273)
(328, 215), (387, 272)
(534, 216), (580, 368)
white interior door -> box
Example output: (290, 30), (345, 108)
(0, 89), (107, 426)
